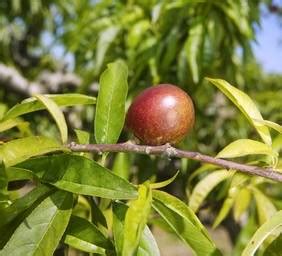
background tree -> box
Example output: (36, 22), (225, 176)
(0, 0), (281, 255)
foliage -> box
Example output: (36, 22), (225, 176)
(0, 0), (282, 255)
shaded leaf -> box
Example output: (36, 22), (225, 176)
(35, 94), (68, 143)
(206, 78), (271, 145)
(242, 210), (282, 256)
(153, 190), (220, 256)
(263, 234), (282, 256)
(6, 167), (36, 181)
(252, 187), (277, 225)
(0, 136), (68, 167)
(184, 22), (203, 83)
(18, 154), (137, 199)
(217, 139), (276, 159)
(3, 94), (96, 121)
(0, 190), (73, 256)
(189, 170), (233, 212)
(95, 60), (128, 144)
(74, 129), (90, 144)
(63, 215), (113, 254)
(0, 184), (53, 227)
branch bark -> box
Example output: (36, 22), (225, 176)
(68, 142), (282, 182)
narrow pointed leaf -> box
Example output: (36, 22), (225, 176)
(95, 60), (128, 144)
(0, 190), (73, 256)
(254, 119), (282, 134)
(63, 215), (113, 254)
(233, 188), (252, 221)
(18, 154), (137, 199)
(189, 170), (233, 212)
(252, 187), (277, 225)
(153, 190), (220, 256)
(35, 94), (68, 143)
(150, 171), (179, 189)
(242, 210), (282, 256)
(263, 234), (282, 256)
(112, 202), (160, 256)
(0, 119), (27, 133)
(122, 184), (152, 256)
(217, 139), (276, 159)
(206, 78), (271, 145)
(0, 184), (53, 227)
(3, 94), (96, 121)
(0, 136), (68, 167)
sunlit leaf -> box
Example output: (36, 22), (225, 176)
(206, 78), (271, 145)
(233, 187), (251, 221)
(95, 26), (120, 74)
(242, 210), (282, 256)
(0, 119), (27, 133)
(0, 136), (68, 167)
(150, 171), (179, 189)
(3, 94), (96, 121)
(112, 201), (160, 256)
(217, 139), (276, 159)
(35, 94), (68, 143)
(0, 190), (73, 256)
(153, 190), (220, 256)
(189, 170), (233, 212)
(95, 60), (128, 144)
(113, 152), (130, 180)
(18, 154), (137, 199)
(123, 184), (152, 256)
(254, 119), (282, 134)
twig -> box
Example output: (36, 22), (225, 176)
(68, 142), (282, 183)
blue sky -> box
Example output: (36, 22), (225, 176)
(253, 10), (282, 73)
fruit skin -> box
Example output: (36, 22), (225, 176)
(126, 84), (195, 145)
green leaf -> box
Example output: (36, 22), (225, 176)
(0, 136), (68, 167)
(35, 94), (68, 144)
(263, 234), (282, 256)
(252, 187), (277, 225)
(254, 119), (282, 134)
(242, 210), (282, 256)
(213, 173), (249, 228)
(63, 215), (113, 254)
(0, 190), (73, 256)
(150, 171), (179, 189)
(3, 94), (96, 121)
(189, 170), (233, 212)
(0, 184), (53, 227)
(0, 119), (27, 133)
(152, 190), (220, 256)
(74, 129), (90, 144)
(137, 225), (160, 256)
(122, 184), (152, 256)
(113, 152), (130, 180)
(112, 201), (160, 256)
(213, 186), (239, 228)
(95, 60), (128, 144)
(206, 78), (271, 145)
(0, 161), (8, 208)
(18, 154), (137, 199)
(217, 139), (276, 159)
(184, 22), (203, 83)
(95, 26), (120, 74)
(233, 187), (252, 221)
(6, 167), (36, 182)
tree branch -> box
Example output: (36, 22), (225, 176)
(68, 142), (282, 182)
